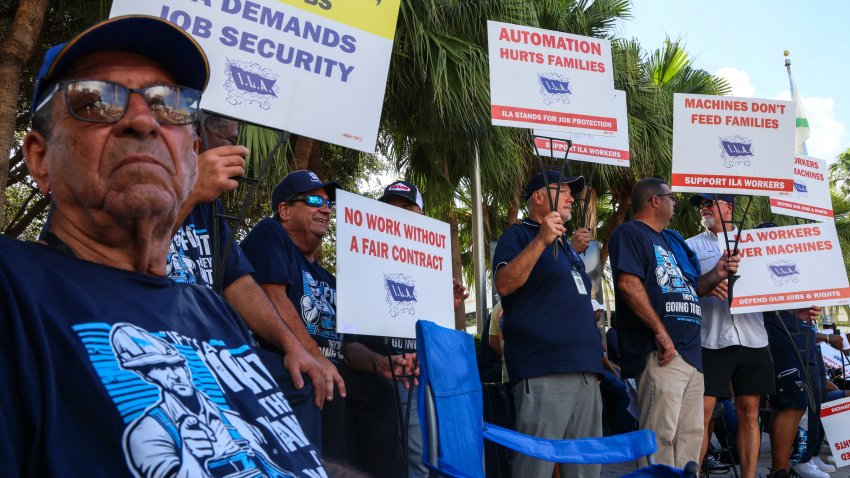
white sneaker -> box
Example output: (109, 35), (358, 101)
(811, 456), (836, 473)
(792, 460), (830, 478)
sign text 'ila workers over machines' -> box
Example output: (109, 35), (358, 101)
(487, 21), (616, 135)
(110, 0), (401, 153)
(672, 93), (796, 196)
(727, 223), (850, 314)
(335, 191), (453, 339)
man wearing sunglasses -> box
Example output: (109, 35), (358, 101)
(167, 111), (328, 451)
(493, 170), (604, 478)
(4, 15), (324, 476)
(241, 169), (349, 462)
(609, 179), (739, 469)
(685, 194), (774, 477)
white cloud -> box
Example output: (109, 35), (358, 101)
(715, 67), (756, 97)
(774, 91), (847, 162)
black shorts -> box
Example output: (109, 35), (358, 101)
(702, 345), (775, 398)
(769, 366), (808, 410)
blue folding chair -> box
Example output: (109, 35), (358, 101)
(415, 320), (698, 478)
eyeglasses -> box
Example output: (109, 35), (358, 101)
(288, 195), (333, 208)
(649, 193), (674, 202)
(35, 79), (201, 125)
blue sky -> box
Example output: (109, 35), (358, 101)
(617, 0), (848, 162)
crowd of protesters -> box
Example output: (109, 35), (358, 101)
(4, 14), (850, 478)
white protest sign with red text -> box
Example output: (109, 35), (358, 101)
(770, 155), (834, 221)
(532, 90), (630, 167)
(487, 20), (616, 135)
(335, 190), (453, 338)
(726, 223), (850, 314)
(821, 397), (850, 468)
(111, 0), (400, 153)
(672, 93), (796, 196)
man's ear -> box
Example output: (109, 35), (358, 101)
(23, 130), (51, 196)
(277, 202), (289, 222)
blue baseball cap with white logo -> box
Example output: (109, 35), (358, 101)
(272, 170), (341, 213)
(31, 15), (210, 114)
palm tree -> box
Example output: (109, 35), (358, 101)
(829, 147), (850, 198)
(590, 38), (731, 267)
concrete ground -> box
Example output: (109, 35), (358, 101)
(599, 434), (849, 478)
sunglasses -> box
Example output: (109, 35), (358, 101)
(35, 79), (201, 125)
(697, 199), (728, 209)
(288, 195), (333, 208)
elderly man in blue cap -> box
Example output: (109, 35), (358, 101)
(493, 170), (603, 478)
(3, 15), (325, 476)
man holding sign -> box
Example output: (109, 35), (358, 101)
(493, 170), (602, 478)
(241, 170), (348, 461)
(609, 179), (739, 468)
(685, 193), (774, 477)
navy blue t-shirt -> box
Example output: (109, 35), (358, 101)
(241, 217), (346, 363)
(492, 220), (603, 387)
(609, 221), (703, 378)
(167, 200), (254, 289)
(0, 236), (324, 477)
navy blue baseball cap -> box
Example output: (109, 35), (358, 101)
(378, 180), (424, 210)
(31, 15), (210, 113)
(523, 170), (584, 201)
(690, 193), (735, 207)
(272, 170), (341, 213)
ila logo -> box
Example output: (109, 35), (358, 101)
(538, 73), (572, 105)
(719, 135), (754, 168)
(223, 59), (279, 110)
(767, 260), (800, 286)
(384, 273), (417, 317)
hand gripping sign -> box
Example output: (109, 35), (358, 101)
(672, 93), (796, 196)
(487, 20), (617, 135)
(335, 190), (453, 339)
(110, 0), (401, 153)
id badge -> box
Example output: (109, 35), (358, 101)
(572, 270), (588, 295)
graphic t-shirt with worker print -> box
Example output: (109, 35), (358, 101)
(241, 217), (347, 363)
(609, 220), (703, 379)
(0, 236), (325, 477)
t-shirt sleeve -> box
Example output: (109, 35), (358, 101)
(609, 224), (648, 280)
(240, 219), (295, 287)
(215, 202), (255, 289)
(492, 226), (527, 272)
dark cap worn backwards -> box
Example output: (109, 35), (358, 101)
(523, 170), (585, 201)
(378, 180), (424, 210)
(272, 170), (341, 213)
(689, 193), (735, 207)
(31, 15), (210, 113)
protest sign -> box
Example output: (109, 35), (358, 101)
(532, 90), (629, 167)
(727, 223), (850, 314)
(335, 190), (454, 338)
(821, 397), (850, 469)
(487, 20), (616, 135)
(672, 93), (796, 196)
(110, 0), (400, 153)
(770, 155), (834, 221)
(820, 342), (850, 380)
